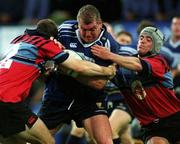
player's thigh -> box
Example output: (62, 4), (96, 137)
(17, 118), (55, 144)
(109, 109), (131, 132)
(83, 114), (112, 141)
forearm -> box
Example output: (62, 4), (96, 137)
(76, 76), (108, 90)
(57, 64), (108, 89)
(77, 60), (114, 76)
(60, 58), (114, 77)
(108, 53), (143, 71)
(91, 45), (142, 71)
(56, 67), (108, 89)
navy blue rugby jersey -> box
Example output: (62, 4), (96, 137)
(43, 20), (119, 101)
(164, 36), (180, 67)
(160, 46), (177, 69)
(105, 45), (138, 102)
(57, 20), (119, 66)
(118, 44), (137, 56)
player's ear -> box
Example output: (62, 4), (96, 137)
(97, 20), (102, 27)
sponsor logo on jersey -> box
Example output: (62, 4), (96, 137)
(70, 43), (77, 48)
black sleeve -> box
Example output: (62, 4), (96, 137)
(138, 58), (151, 77)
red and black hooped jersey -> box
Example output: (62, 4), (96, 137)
(0, 31), (68, 103)
(115, 55), (180, 125)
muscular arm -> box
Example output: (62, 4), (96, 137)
(58, 66), (109, 90)
(76, 76), (108, 90)
(91, 45), (143, 71)
(59, 53), (116, 77)
(50, 37), (115, 77)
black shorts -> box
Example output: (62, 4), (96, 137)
(105, 94), (133, 118)
(0, 101), (38, 137)
(38, 98), (108, 129)
(106, 99), (132, 115)
(141, 111), (180, 143)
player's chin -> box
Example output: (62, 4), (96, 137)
(84, 38), (94, 43)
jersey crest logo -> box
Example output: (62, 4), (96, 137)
(131, 80), (147, 100)
(70, 43), (77, 48)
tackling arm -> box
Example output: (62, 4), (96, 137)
(59, 54), (116, 77)
(91, 45), (143, 71)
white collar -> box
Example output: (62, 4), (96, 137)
(75, 28), (105, 48)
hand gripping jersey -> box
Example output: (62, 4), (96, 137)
(44, 20), (119, 101)
(0, 30), (68, 103)
(105, 45), (138, 102)
(57, 20), (118, 66)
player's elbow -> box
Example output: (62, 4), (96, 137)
(135, 63), (143, 71)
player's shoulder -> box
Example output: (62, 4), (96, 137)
(118, 44), (138, 56)
(58, 20), (78, 31)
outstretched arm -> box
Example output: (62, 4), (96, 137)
(59, 54), (116, 77)
(91, 45), (143, 71)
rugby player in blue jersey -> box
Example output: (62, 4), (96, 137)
(0, 19), (116, 144)
(38, 4), (120, 144)
(65, 24), (136, 144)
(164, 16), (180, 98)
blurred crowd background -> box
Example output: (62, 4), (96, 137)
(0, 0), (179, 25)
(1, 0), (179, 58)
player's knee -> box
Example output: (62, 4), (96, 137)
(112, 130), (119, 139)
(71, 128), (85, 137)
(95, 138), (113, 144)
(147, 136), (169, 144)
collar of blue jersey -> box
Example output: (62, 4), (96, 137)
(76, 28), (106, 47)
(73, 21), (108, 43)
(75, 26), (107, 48)
(24, 29), (50, 39)
(169, 38), (180, 48)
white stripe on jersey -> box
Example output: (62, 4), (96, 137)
(105, 40), (111, 51)
(59, 30), (75, 34)
(58, 23), (74, 30)
(119, 46), (137, 56)
(58, 35), (77, 38)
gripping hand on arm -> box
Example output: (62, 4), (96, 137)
(91, 45), (143, 71)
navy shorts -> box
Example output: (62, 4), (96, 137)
(0, 101), (38, 137)
(141, 111), (180, 143)
(104, 92), (133, 118)
(38, 98), (108, 129)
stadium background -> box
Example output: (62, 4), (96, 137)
(1, 0), (179, 58)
